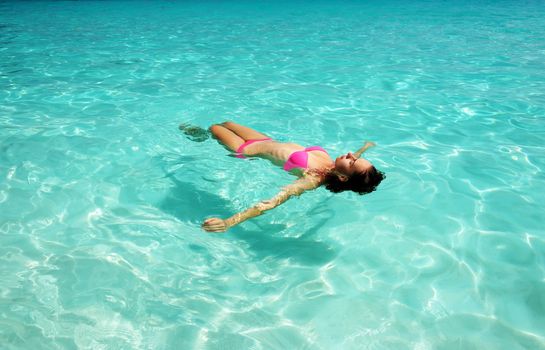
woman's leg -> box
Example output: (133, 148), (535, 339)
(220, 121), (270, 141)
(209, 124), (244, 152)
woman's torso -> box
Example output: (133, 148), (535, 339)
(243, 141), (333, 176)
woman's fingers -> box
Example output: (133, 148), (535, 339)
(202, 218), (227, 232)
(203, 224), (223, 232)
(204, 218), (222, 225)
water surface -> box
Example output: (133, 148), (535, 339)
(1, 1), (545, 349)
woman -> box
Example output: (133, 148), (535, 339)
(200, 121), (384, 232)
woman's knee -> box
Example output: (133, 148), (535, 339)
(209, 124), (223, 136)
(220, 121), (235, 128)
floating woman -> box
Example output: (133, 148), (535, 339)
(193, 121), (385, 232)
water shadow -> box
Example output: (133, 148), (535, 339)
(234, 199), (337, 265)
(158, 175), (232, 224)
(158, 175), (336, 266)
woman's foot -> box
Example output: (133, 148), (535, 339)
(179, 123), (209, 142)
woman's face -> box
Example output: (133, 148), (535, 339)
(335, 152), (373, 176)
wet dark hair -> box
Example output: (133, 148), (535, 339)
(324, 166), (385, 195)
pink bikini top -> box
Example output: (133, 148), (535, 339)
(283, 146), (328, 172)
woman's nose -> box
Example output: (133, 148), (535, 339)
(347, 152), (356, 160)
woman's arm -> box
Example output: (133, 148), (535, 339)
(354, 141), (376, 158)
(202, 178), (319, 232)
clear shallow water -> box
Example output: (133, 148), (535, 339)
(1, 0), (545, 348)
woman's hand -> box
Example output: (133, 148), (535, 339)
(202, 218), (228, 232)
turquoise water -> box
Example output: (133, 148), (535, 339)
(1, 0), (545, 348)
